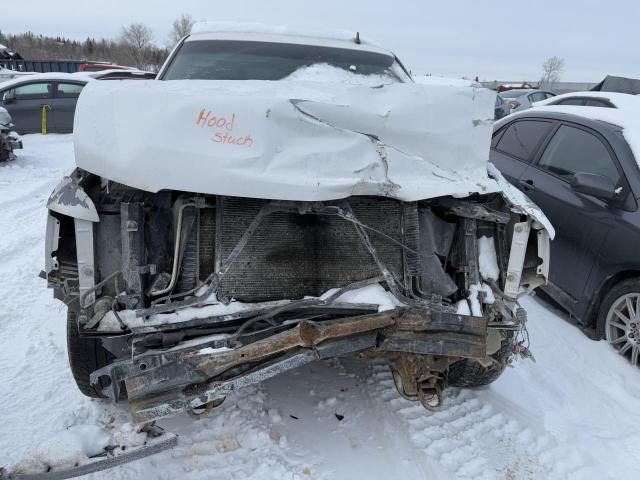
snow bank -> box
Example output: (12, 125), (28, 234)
(11, 425), (112, 474)
(74, 79), (497, 202)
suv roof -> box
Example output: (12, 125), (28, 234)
(187, 22), (391, 56)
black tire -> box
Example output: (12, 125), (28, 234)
(596, 277), (640, 339)
(67, 306), (114, 398)
(448, 335), (515, 387)
(0, 145), (9, 163)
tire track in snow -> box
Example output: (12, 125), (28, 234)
(362, 362), (590, 480)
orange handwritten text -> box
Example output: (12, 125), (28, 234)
(214, 132), (254, 147)
(196, 108), (253, 148)
(197, 109), (236, 131)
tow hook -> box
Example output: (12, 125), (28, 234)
(417, 375), (445, 412)
(390, 354), (448, 412)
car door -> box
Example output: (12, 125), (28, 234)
(490, 119), (555, 183)
(0, 81), (55, 133)
(517, 123), (623, 302)
(50, 82), (86, 132)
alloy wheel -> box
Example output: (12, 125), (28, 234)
(605, 293), (640, 366)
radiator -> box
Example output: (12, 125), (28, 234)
(177, 196), (418, 302)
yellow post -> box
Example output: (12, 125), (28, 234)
(41, 105), (51, 135)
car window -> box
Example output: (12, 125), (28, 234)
(544, 92), (555, 99)
(494, 120), (553, 162)
(56, 83), (85, 98)
(556, 98), (585, 106)
(537, 125), (620, 185)
(584, 98), (614, 108)
(491, 128), (505, 148)
(12, 82), (54, 100)
(500, 90), (530, 99)
(495, 96), (504, 106)
(529, 92), (546, 102)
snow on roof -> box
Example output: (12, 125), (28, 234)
(533, 91), (640, 109)
(71, 69), (151, 80)
(0, 72), (93, 90)
(283, 63), (398, 86)
(188, 21), (388, 53)
(413, 76), (480, 88)
(530, 105), (640, 166)
(0, 43), (7, 50)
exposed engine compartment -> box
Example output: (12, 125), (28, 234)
(44, 168), (549, 423)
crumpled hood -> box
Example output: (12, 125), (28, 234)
(74, 80), (499, 202)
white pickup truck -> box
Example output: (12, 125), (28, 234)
(30, 22), (552, 478)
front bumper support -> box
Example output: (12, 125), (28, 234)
(91, 306), (487, 423)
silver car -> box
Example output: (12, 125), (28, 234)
(499, 89), (556, 113)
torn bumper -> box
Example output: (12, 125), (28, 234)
(7, 131), (22, 150)
(92, 306), (487, 424)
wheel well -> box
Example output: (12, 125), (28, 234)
(586, 270), (640, 328)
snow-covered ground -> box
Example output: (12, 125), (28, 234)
(2, 134), (640, 479)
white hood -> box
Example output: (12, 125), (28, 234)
(74, 80), (499, 202)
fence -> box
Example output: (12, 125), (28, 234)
(0, 59), (85, 73)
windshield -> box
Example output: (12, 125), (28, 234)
(161, 40), (408, 83)
(500, 90), (532, 98)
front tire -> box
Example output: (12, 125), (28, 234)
(67, 306), (114, 398)
(447, 335), (515, 387)
(597, 278), (640, 367)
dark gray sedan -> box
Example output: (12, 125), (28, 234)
(0, 73), (89, 134)
(490, 107), (640, 365)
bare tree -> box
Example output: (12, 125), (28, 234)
(540, 56), (565, 90)
(120, 23), (154, 69)
(0, 30), (168, 71)
(168, 13), (195, 47)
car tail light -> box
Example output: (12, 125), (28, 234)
(508, 100), (520, 110)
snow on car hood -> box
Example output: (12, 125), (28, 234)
(74, 79), (500, 202)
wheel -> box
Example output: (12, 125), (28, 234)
(597, 278), (640, 367)
(447, 334), (515, 387)
(0, 145), (9, 163)
(67, 306), (115, 398)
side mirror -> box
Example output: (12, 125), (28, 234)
(570, 172), (616, 201)
(2, 90), (15, 104)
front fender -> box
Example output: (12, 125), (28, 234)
(46, 174), (98, 306)
(47, 175), (99, 222)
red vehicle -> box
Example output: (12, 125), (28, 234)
(78, 62), (132, 72)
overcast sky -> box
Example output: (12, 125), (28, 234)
(2, 0), (637, 82)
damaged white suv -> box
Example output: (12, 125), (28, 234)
(44, 24), (552, 427)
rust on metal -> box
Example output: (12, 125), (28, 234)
(191, 310), (398, 372)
